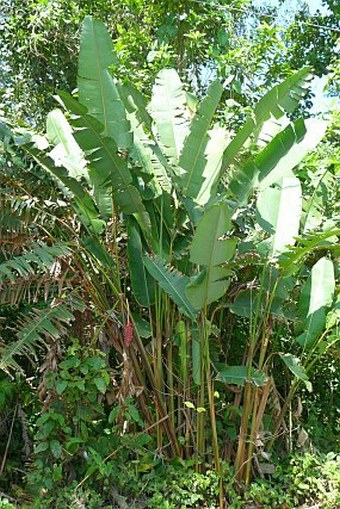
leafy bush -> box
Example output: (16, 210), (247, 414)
(147, 464), (222, 509)
(21, 485), (107, 509)
(145, 454), (340, 509)
(0, 500), (16, 509)
(228, 452), (340, 509)
(27, 339), (151, 493)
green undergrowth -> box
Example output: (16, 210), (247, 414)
(1, 452), (339, 509)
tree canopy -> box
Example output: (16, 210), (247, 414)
(1, 0), (338, 123)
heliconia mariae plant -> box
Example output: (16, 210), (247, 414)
(0, 15), (338, 500)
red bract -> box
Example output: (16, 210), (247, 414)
(124, 322), (133, 347)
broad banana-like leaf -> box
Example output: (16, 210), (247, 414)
(82, 236), (115, 269)
(47, 109), (88, 181)
(143, 192), (175, 255)
(119, 80), (181, 193)
(297, 257), (335, 348)
(57, 92), (146, 223)
(177, 80), (223, 198)
(143, 255), (198, 320)
(230, 118), (327, 204)
(254, 114), (290, 147)
(78, 16), (132, 149)
(196, 125), (230, 206)
(221, 67), (312, 173)
(132, 313), (152, 338)
(186, 202), (236, 309)
(27, 147), (105, 234)
(229, 268), (295, 318)
(258, 119), (328, 189)
(280, 354), (311, 391)
(229, 288), (290, 319)
(256, 177), (302, 256)
(0, 124), (104, 233)
(117, 81), (152, 130)
(118, 82), (170, 195)
(149, 69), (190, 162)
(215, 365), (268, 387)
(127, 220), (155, 307)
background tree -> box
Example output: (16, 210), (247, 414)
(1, 0), (338, 124)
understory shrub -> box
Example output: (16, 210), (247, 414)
(14, 452), (340, 509)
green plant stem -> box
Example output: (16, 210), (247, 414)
(196, 328), (206, 471)
(235, 264), (268, 481)
(167, 339), (175, 431)
(234, 380), (252, 481)
(129, 312), (181, 457)
(205, 335), (223, 507)
(244, 387), (259, 485)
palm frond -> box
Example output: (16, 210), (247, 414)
(0, 243), (71, 283)
(0, 243), (73, 305)
(0, 296), (84, 372)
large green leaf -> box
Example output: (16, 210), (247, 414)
(279, 353), (311, 391)
(26, 146), (105, 234)
(215, 365), (268, 387)
(256, 177), (302, 256)
(229, 118), (327, 205)
(186, 202), (236, 309)
(258, 119), (327, 189)
(229, 288), (289, 319)
(127, 220), (155, 307)
(297, 257), (335, 348)
(149, 69), (190, 162)
(82, 236), (115, 270)
(306, 257), (335, 314)
(47, 109), (88, 181)
(221, 67), (312, 173)
(78, 16), (132, 149)
(143, 255), (198, 320)
(280, 354), (308, 381)
(177, 80), (223, 198)
(118, 82), (170, 195)
(57, 91), (146, 222)
(196, 125), (230, 206)
(229, 268), (295, 318)
(117, 81), (152, 130)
